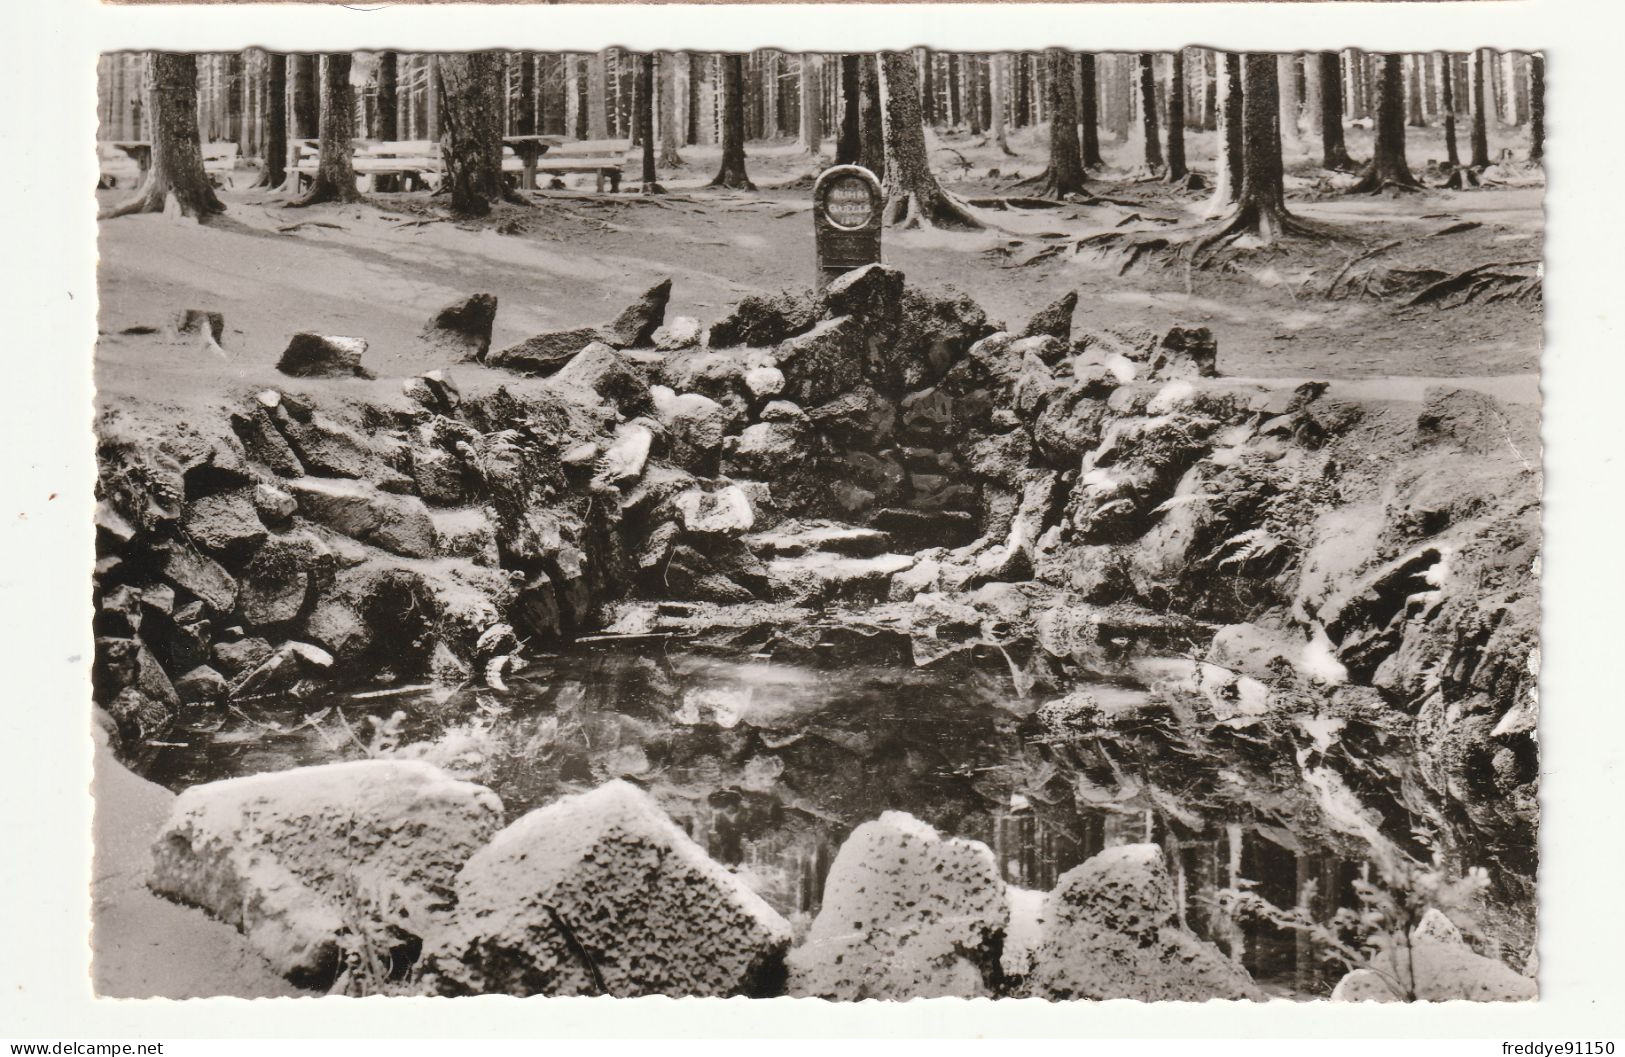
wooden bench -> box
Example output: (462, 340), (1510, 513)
(532, 156), (625, 193)
(202, 142), (240, 186)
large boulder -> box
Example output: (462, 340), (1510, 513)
(285, 477), (437, 559)
(775, 316), (868, 405)
(1331, 910), (1536, 1002)
(420, 293), (497, 362)
(707, 290), (819, 348)
(787, 811), (1008, 1000)
(148, 760), (503, 986)
(488, 327), (602, 375)
(599, 278), (671, 348)
(551, 342), (653, 418)
(239, 529), (331, 628)
(182, 488), (268, 562)
(1024, 844), (1261, 1001)
(153, 540), (238, 615)
(276, 333), (367, 378)
(420, 780), (791, 997)
(651, 387), (728, 472)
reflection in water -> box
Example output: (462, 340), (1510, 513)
(136, 642), (1504, 993)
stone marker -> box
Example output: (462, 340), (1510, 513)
(812, 165), (884, 290)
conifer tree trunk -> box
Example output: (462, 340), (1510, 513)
(437, 51), (509, 215)
(1165, 51), (1189, 180)
(541, 54), (566, 136)
(878, 51), (980, 230)
(859, 54), (886, 180)
(1350, 53), (1419, 192)
(1137, 53), (1164, 170)
(588, 52), (609, 141)
(800, 54), (823, 154)
(290, 53), (361, 207)
(514, 51), (536, 137)
(376, 52), (399, 141)
(1036, 49), (1087, 198)
(709, 53), (754, 189)
(990, 53), (1014, 156)
(837, 54), (861, 165)
(1302, 53), (1322, 143)
(1208, 51), (1244, 213)
(659, 52), (685, 167)
(1204, 53), (1318, 245)
(259, 52), (287, 189)
(104, 52), (225, 220)
(1440, 51), (1462, 170)
(638, 53), (663, 192)
(290, 54), (319, 141)
(1528, 54), (1544, 164)
(1469, 49), (1491, 168)
(1318, 51), (1356, 170)
(1406, 54), (1426, 127)
(1079, 53), (1103, 168)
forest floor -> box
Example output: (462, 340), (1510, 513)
(95, 122), (1543, 408)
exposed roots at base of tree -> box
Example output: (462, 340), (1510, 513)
(882, 190), (985, 231)
(286, 180), (365, 209)
(1327, 252), (1541, 308)
(1163, 171), (1208, 193)
(1078, 206), (1347, 277)
(100, 186), (226, 222)
(639, 182), (667, 195)
(707, 170), (758, 192)
(1346, 168), (1425, 196)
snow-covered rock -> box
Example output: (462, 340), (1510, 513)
(1330, 909), (1536, 1002)
(1025, 844), (1261, 1001)
(787, 811), (1008, 999)
(420, 780), (790, 997)
(148, 759), (503, 985)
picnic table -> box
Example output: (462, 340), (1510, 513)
(110, 141), (151, 177)
(503, 135), (564, 191)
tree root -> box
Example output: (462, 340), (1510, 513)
(883, 189), (984, 231)
(1345, 170), (1424, 196)
(1078, 205), (1348, 278)
(100, 186), (225, 222)
(286, 179), (364, 209)
(1403, 260), (1541, 308)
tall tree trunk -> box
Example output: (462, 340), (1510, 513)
(376, 52), (399, 141)
(990, 53), (1013, 156)
(1208, 51), (1244, 213)
(540, 54), (566, 137)
(1318, 51), (1356, 170)
(290, 54), (319, 140)
(709, 53), (754, 189)
(1013, 53), (1030, 128)
(1440, 51), (1462, 170)
(859, 54), (886, 180)
(659, 52), (684, 167)
(800, 54), (823, 154)
(1137, 54), (1164, 170)
(1208, 53), (1309, 243)
(638, 53), (662, 192)
(920, 49), (937, 127)
(948, 53), (963, 127)
(104, 53), (224, 219)
(1301, 52), (1322, 143)
(514, 51), (536, 137)
(1037, 49), (1087, 198)
(1406, 54), (1426, 127)
(437, 51), (508, 215)
(1469, 49), (1491, 168)
(1277, 53), (1301, 152)
(837, 54), (862, 165)
(1165, 51), (1188, 180)
(1528, 53), (1544, 164)
(424, 56), (441, 140)
(259, 52), (287, 188)
(1079, 53), (1103, 168)
(879, 51), (980, 230)
(291, 53), (362, 206)
(588, 52), (609, 140)
(1350, 53), (1419, 192)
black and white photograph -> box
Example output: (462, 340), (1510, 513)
(80, 42), (1548, 1006)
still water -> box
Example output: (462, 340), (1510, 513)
(135, 641), (1494, 992)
